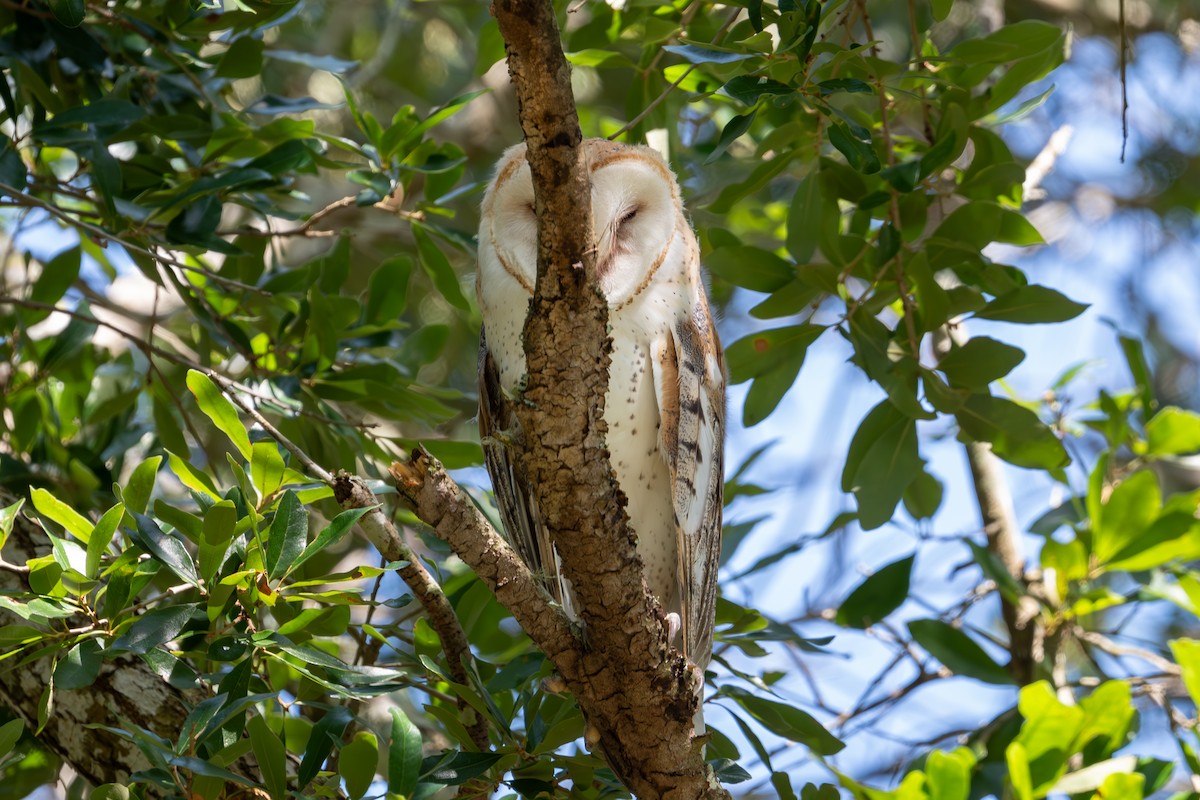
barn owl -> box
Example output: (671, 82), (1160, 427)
(476, 139), (725, 730)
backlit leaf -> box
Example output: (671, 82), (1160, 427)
(186, 371), (252, 461)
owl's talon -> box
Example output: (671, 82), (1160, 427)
(665, 612), (682, 646)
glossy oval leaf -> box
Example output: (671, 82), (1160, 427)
(1146, 407), (1200, 456)
(836, 555), (914, 629)
(266, 490), (308, 582)
(841, 402), (922, 530)
(954, 394), (1069, 470)
(938, 336), (1026, 389)
(718, 687), (844, 755)
(974, 285), (1087, 324)
(186, 371), (252, 461)
(388, 707), (423, 797)
(340, 732), (379, 800)
(129, 512), (201, 588)
(908, 618), (1013, 684)
(706, 246), (794, 293)
(112, 604), (198, 654)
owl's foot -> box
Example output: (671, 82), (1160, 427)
(480, 430), (514, 448)
(541, 673), (568, 694)
(584, 723), (602, 751)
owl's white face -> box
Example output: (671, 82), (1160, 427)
(478, 139), (684, 309)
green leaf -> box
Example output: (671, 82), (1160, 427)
(1118, 332), (1156, 414)
(816, 78), (874, 95)
(186, 371), (252, 461)
(112, 604), (198, 654)
(1146, 407), (1200, 456)
(266, 49), (360, 75)
(37, 681), (52, 733)
(1093, 470), (1159, 564)
(266, 490), (308, 582)
(0, 141), (28, 190)
(663, 43), (757, 64)
(706, 109), (758, 164)
(297, 706), (352, 788)
(1093, 772), (1144, 800)
(419, 751), (504, 785)
(250, 441), (286, 500)
(902, 469), (943, 520)
(129, 512), (201, 588)
(726, 325), (823, 425)
(411, 89), (490, 140)
(30, 488), (93, 544)
(931, 0), (954, 21)
(908, 619), (1013, 684)
(286, 506), (371, 578)
(340, 732), (379, 800)
(1169, 638), (1200, 706)
(955, 394), (1069, 470)
(1007, 741), (1033, 800)
(0, 718), (23, 759)
(938, 337), (1026, 389)
(566, 48), (637, 68)
(48, 0), (85, 27)
(248, 714), (288, 800)
(840, 402), (922, 530)
(1076, 681), (1134, 758)
(926, 748), (974, 800)
(786, 172), (821, 264)
(365, 255), (413, 323)
(413, 225), (470, 311)
(722, 76), (794, 105)
(0, 497), (25, 551)
(717, 687), (844, 755)
(53, 639), (103, 689)
(1013, 681), (1084, 792)
(123, 456), (162, 517)
(200, 501), (238, 584)
(216, 37), (265, 79)
(706, 246), (793, 292)
(931, 201), (1044, 250)
(974, 285), (1087, 324)
(388, 707), (423, 797)
(31, 247), (81, 310)
(836, 555), (914, 629)
(828, 122), (880, 174)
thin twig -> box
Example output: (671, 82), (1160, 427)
(0, 182), (267, 295)
(1119, 0), (1129, 162)
(608, 6), (741, 141)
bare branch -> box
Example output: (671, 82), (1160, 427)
(332, 472), (491, 751)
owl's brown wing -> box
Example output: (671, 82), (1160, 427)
(657, 305), (725, 671)
(478, 329), (568, 609)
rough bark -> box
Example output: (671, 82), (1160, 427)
(388, 2), (730, 797)
(0, 492), (259, 789)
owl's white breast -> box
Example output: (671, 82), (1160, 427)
(479, 238), (693, 617)
(605, 277), (687, 614)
